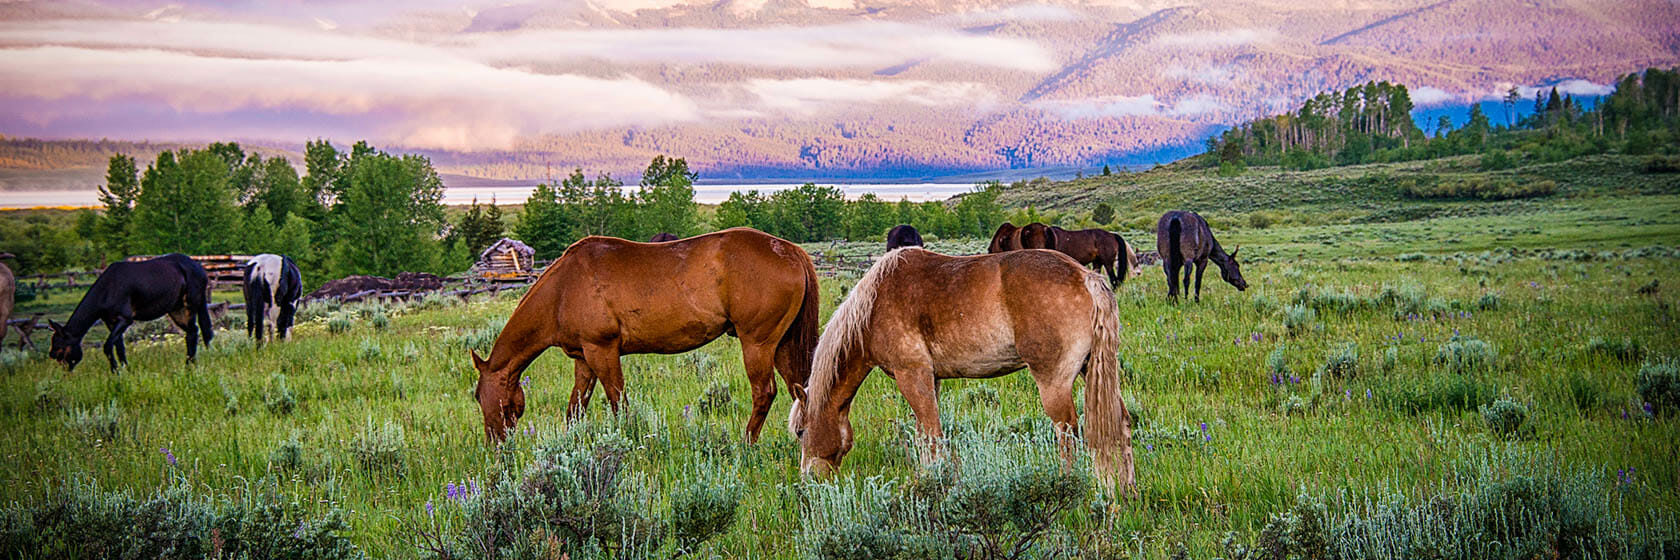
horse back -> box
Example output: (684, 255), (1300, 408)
(543, 229), (810, 353)
(869, 250), (1093, 379)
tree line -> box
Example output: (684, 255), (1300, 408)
(1204, 67), (1680, 174)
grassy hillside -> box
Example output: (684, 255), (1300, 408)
(1, 154), (1677, 558)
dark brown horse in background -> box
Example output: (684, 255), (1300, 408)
(472, 228), (821, 443)
(1156, 210), (1247, 302)
(0, 253), (13, 348)
(1049, 227), (1130, 287)
(884, 224), (924, 250)
(790, 248), (1134, 490)
(1014, 223), (1058, 250)
(987, 223), (1019, 253)
(49, 253), (215, 372)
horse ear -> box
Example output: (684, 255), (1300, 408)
(790, 384), (807, 402)
(47, 319), (62, 332)
(1231, 245), (1241, 258)
(470, 350), (488, 370)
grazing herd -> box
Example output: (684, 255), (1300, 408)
(31, 209), (1246, 491)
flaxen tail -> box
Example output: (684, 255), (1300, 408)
(1082, 272), (1134, 492)
(776, 254), (822, 393)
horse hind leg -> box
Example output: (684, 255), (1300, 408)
(1027, 355), (1081, 471)
(1194, 261), (1207, 303)
(740, 341), (779, 443)
(581, 342), (626, 414)
(1164, 259), (1180, 302)
(170, 308), (199, 363)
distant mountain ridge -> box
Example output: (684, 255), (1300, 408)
(2, 0), (1676, 183)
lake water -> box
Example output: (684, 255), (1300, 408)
(0, 183), (977, 209)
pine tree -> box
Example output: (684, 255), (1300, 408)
(96, 153), (139, 256)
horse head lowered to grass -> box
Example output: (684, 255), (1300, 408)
(788, 247), (1135, 491)
(471, 227), (821, 443)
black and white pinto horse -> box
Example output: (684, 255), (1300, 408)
(242, 254), (303, 342)
(50, 253), (214, 372)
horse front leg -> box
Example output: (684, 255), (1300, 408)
(567, 357), (597, 422)
(740, 342), (779, 443)
(888, 366), (943, 465)
(1194, 261), (1206, 303)
(276, 301), (297, 340)
(104, 316), (133, 372)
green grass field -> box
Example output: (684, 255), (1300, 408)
(3, 158), (1679, 559)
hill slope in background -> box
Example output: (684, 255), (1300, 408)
(1, 0), (1677, 183)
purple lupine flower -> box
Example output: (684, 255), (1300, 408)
(1199, 422), (1208, 433)
(683, 405), (693, 420)
(1271, 374), (1281, 385)
(1145, 444), (1153, 451)
(1623, 407), (1630, 420)
(1365, 389), (1373, 399)
(1345, 389), (1352, 400)
(1289, 375), (1300, 384)
(425, 500), (435, 516)
(445, 483), (458, 499)
(1643, 402), (1655, 416)
(160, 447), (177, 466)
(520, 376), (529, 387)
(525, 424), (535, 436)
(1252, 332), (1262, 343)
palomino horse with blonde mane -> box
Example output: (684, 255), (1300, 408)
(472, 227), (821, 443)
(789, 247), (1135, 489)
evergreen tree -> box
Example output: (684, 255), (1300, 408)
(329, 150), (446, 277)
(1092, 202), (1115, 225)
(516, 182), (574, 260)
(96, 153), (139, 256)
(635, 155), (699, 237)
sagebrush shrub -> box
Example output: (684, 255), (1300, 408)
(1283, 305), (1317, 337)
(1585, 337), (1643, 362)
(669, 463), (744, 552)
(1320, 342), (1360, 379)
(270, 434), (304, 472)
(65, 400), (121, 442)
(696, 381), (733, 416)
(0, 477), (361, 559)
(326, 313), (354, 335)
(1435, 335), (1496, 373)
(1635, 358), (1679, 416)
(265, 374), (297, 415)
(1481, 397), (1529, 439)
(349, 419), (406, 475)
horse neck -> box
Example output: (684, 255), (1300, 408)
(809, 349), (867, 416)
(62, 285), (109, 339)
(1207, 238), (1233, 268)
(485, 289), (561, 389)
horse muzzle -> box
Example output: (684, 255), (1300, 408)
(801, 456), (837, 479)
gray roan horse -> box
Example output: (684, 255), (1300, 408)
(1155, 210), (1247, 302)
(789, 247), (1135, 490)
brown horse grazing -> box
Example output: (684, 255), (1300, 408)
(1156, 210), (1247, 302)
(987, 223), (1019, 253)
(1048, 227), (1129, 286)
(789, 248), (1134, 490)
(884, 224), (923, 250)
(471, 228), (821, 443)
(1013, 223), (1058, 250)
(648, 232), (679, 242)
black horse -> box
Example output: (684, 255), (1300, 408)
(49, 253), (214, 371)
(885, 224), (924, 250)
(1155, 210), (1246, 302)
(242, 254), (302, 343)
(649, 232), (680, 242)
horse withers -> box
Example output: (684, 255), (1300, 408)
(242, 254), (303, 343)
(471, 228), (821, 443)
(789, 248), (1135, 491)
(884, 224), (924, 250)
(49, 253), (215, 372)
(1155, 210), (1247, 302)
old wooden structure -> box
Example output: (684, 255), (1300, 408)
(473, 238), (537, 281)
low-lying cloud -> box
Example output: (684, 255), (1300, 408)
(1032, 94), (1228, 120)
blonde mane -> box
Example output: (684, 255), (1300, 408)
(806, 247), (913, 404)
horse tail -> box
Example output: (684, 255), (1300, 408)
(1081, 271), (1133, 492)
(1167, 217), (1183, 267)
(776, 252), (822, 393)
(1111, 233), (1129, 285)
